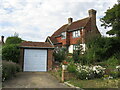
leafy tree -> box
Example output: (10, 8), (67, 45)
(86, 36), (120, 63)
(6, 36), (22, 45)
(2, 36), (23, 63)
(100, 2), (120, 37)
(2, 44), (20, 63)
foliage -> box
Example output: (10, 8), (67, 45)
(2, 60), (21, 81)
(67, 62), (77, 73)
(106, 56), (119, 68)
(85, 36), (120, 64)
(72, 50), (80, 63)
(100, 3), (120, 37)
(53, 47), (67, 62)
(2, 36), (23, 63)
(5, 36), (23, 45)
(2, 44), (20, 63)
(79, 55), (88, 65)
(76, 64), (106, 80)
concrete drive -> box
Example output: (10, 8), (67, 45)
(2, 72), (69, 88)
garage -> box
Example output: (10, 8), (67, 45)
(19, 41), (54, 72)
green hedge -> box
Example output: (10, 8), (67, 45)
(2, 60), (21, 81)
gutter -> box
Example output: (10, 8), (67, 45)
(19, 46), (54, 49)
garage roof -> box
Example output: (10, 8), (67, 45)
(20, 41), (54, 49)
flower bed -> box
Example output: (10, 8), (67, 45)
(67, 63), (120, 80)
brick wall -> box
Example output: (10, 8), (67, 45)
(19, 48), (24, 70)
(47, 49), (54, 71)
(56, 36), (66, 46)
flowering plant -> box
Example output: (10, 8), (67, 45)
(75, 64), (106, 80)
(62, 60), (68, 65)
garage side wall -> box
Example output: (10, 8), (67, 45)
(19, 48), (24, 70)
(47, 49), (53, 71)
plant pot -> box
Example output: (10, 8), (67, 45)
(62, 65), (68, 70)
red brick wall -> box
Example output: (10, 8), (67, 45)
(47, 49), (54, 71)
(56, 37), (66, 45)
(19, 48), (24, 70)
(69, 30), (82, 44)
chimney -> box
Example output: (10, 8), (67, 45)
(1, 36), (4, 44)
(68, 17), (73, 25)
(88, 9), (96, 26)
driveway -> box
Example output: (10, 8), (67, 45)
(2, 72), (69, 88)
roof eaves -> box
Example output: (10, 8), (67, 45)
(19, 46), (54, 49)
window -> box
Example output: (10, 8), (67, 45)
(61, 32), (66, 39)
(73, 30), (80, 38)
(73, 44), (81, 50)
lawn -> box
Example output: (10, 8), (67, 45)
(68, 78), (120, 88)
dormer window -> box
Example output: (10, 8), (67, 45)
(73, 30), (80, 38)
(61, 32), (66, 39)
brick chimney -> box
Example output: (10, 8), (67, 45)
(1, 36), (4, 44)
(88, 9), (97, 29)
(68, 17), (73, 25)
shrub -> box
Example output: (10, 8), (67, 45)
(72, 50), (80, 63)
(2, 60), (21, 81)
(106, 56), (119, 68)
(67, 62), (77, 73)
(2, 44), (20, 63)
(110, 71), (119, 78)
(53, 47), (67, 62)
(76, 64), (106, 80)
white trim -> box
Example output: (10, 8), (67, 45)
(48, 37), (54, 46)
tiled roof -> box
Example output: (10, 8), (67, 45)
(20, 41), (54, 48)
(50, 17), (90, 44)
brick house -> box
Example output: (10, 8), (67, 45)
(46, 9), (101, 53)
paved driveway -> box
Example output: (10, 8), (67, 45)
(2, 72), (69, 88)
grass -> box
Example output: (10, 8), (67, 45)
(68, 78), (120, 88)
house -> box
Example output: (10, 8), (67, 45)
(19, 41), (54, 72)
(46, 9), (101, 53)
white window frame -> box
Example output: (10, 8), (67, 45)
(61, 32), (66, 39)
(73, 44), (80, 50)
(72, 30), (80, 38)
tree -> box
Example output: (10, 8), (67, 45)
(2, 44), (20, 63)
(100, 2), (120, 37)
(2, 36), (23, 63)
(6, 36), (22, 45)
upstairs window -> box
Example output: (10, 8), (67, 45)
(73, 30), (80, 38)
(61, 32), (66, 39)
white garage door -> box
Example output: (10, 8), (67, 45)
(24, 49), (47, 71)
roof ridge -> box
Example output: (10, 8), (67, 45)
(71, 17), (89, 24)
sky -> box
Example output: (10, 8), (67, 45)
(0, 0), (118, 42)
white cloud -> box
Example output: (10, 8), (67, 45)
(0, 0), (117, 41)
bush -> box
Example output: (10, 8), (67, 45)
(5, 36), (22, 45)
(73, 51), (80, 63)
(53, 47), (67, 62)
(2, 44), (20, 63)
(106, 56), (119, 68)
(76, 64), (106, 80)
(67, 62), (77, 73)
(2, 60), (21, 81)
(110, 71), (119, 78)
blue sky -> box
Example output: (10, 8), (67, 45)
(0, 0), (117, 42)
